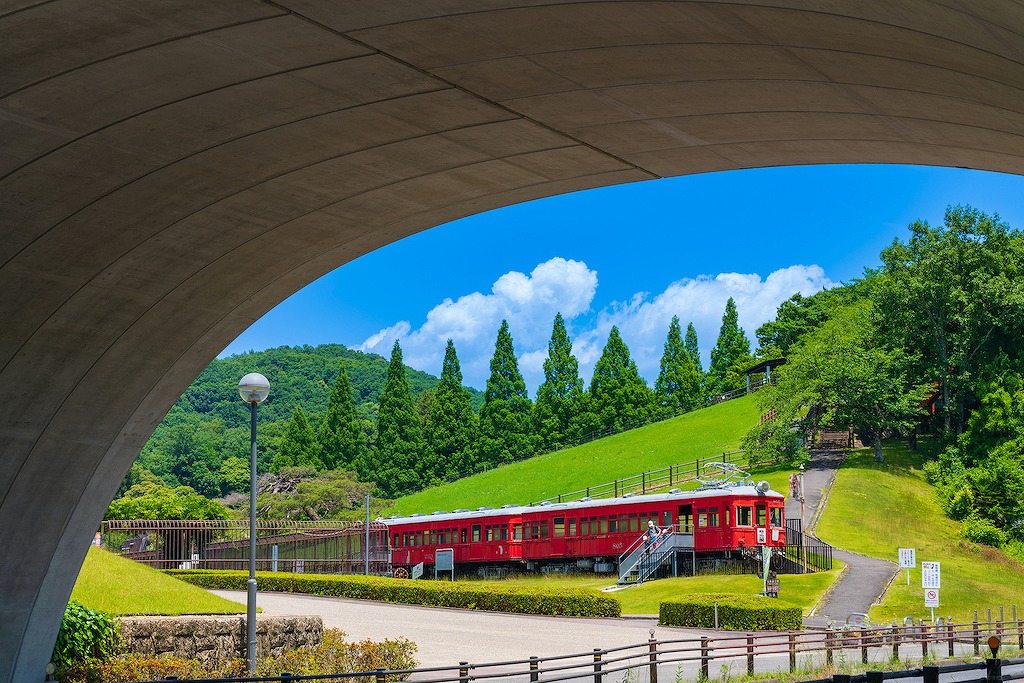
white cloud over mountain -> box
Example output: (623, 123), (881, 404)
(356, 258), (834, 393)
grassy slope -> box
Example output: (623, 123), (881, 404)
(73, 547), (244, 615)
(815, 444), (1024, 623)
(389, 395), (760, 514)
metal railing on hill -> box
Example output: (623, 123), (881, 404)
(530, 451), (745, 505)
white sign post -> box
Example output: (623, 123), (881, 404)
(898, 548), (916, 585)
(925, 589), (939, 622)
(412, 561), (424, 580)
(921, 561), (940, 588)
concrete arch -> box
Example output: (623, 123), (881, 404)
(2, 2), (1024, 680)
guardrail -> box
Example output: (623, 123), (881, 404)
(131, 619), (1024, 683)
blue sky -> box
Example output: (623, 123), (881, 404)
(221, 164), (1024, 393)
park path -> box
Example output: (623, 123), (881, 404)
(788, 450), (898, 627)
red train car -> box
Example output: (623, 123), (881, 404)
(385, 483), (786, 578)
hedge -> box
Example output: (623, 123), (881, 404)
(170, 570), (621, 618)
(659, 594), (801, 630)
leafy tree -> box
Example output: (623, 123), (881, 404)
(707, 298), (753, 396)
(684, 322), (703, 375)
(589, 326), (655, 432)
(371, 341), (424, 496)
(423, 340), (478, 482)
(477, 321), (536, 467)
(317, 366), (369, 471)
(255, 467), (374, 521)
(533, 313), (591, 452)
(754, 288), (856, 356)
(871, 205), (1024, 438)
(273, 404), (323, 472)
(219, 456), (251, 494)
(654, 316), (703, 414)
(105, 481), (229, 520)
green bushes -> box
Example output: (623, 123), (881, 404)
(659, 594), (801, 630)
(171, 570), (621, 617)
(52, 601), (119, 671)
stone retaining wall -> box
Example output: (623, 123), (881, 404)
(118, 615), (322, 666)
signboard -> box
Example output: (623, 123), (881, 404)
(412, 561), (424, 579)
(898, 548), (916, 568)
(435, 548), (454, 571)
(757, 528), (767, 544)
(295, 558), (305, 574)
(922, 561), (941, 589)
(925, 589), (939, 608)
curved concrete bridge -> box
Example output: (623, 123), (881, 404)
(4, 2), (1024, 680)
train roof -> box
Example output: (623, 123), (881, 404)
(381, 485), (784, 526)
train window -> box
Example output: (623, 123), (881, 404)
(460, 528), (467, 544)
(472, 525), (481, 542)
(394, 534), (400, 546)
(569, 519), (577, 536)
(513, 524), (522, 540)
(736, 506), (752, 526)
(501, 527), (508, 541)
(599, 517), (608, 534)
(709, 508), (719, 527)
(756, 505), (767, 526)
(554, 517), (565, 537)
(663, 511), (672, 526)
(485, 526), (494, 542)
(429, 531), (437, 545)
(697, 508), (708, 528)
(629, 514), (638, 532)
(540, 521), (549, 538)
(770, 508), (783, 527)
(403, 533), (409, 546)
(725, 508), (731, 526)
(608, 517), (617, 533)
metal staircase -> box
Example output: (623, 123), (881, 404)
(617, 529), (694, 585)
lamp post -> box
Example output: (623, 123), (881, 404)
(238, 372), (270, 673)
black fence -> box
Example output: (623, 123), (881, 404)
(786, 518), (834, 572)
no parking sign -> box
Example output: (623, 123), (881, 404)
(925, 589), (939, 607)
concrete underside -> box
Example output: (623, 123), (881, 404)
(2, 1), (1024, 680)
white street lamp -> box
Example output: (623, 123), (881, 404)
(238, 372), (269, 673)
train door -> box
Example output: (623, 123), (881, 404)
(468, 523), (484, 561)
(677, 505), (693, 532)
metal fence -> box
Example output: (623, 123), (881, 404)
(127, 620), (1024, 683)
(102, 519), (391, 574)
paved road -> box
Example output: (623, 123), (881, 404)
(786, 450), (898, 627)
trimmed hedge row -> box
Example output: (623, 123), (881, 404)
(171, 570), (621, 618)
(659, 594), (801, 630)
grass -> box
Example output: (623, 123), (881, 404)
(388, 395), (761, 514)
(815, 443), (1024, 624)
(469, 561), (844, 615)
(72, 547), (245, 615)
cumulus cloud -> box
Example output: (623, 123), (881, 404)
(356, 260), (834, 394)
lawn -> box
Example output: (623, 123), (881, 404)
(72, 546), (245, 615)
(815, 444), (1024, 624)
(388, 395), (760, 514)
(471, 562), (844, 616)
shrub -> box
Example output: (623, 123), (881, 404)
(59, 654), (238, 683)
(659, 594), (801, 631)
(256, 628), (417, 677)
(53, 601), (119, 671)
(961, 515), (1007, 547)
(169, 570), (621, 617)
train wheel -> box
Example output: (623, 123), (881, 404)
(392, 567), (410, 579)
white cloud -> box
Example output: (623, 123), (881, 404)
(356, 261), (834, 394)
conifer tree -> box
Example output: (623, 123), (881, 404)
(654, 316), (703, 414)
(273, 405), (323, 472)
(477, 321), (536, 467)
(533, 313), (591, 452)
(685, 322), (703, 375)
(372, 341), (423, 496)
(589, 326), (655, 431)
(707, 297), (753, 396)
(316, 366), (368, 471)
(423, 340), (477, 482)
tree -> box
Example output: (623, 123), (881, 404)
(871, 204), (1024, 438)
(477, 320), (536, 467)
(317, 366), (369, 471)
(423, 340), (477, 482)
(654, 316), (703, 414)
(273, 404), (323, 472)
(219, 456), (251, 494)
(707, 298), (753, 396)
(372, 341), (424, 496)
(684, 322), (703, 375)
(589, 326), (655, 432)
(255, 467), (374, 521)
(533, 313), (591, 452)
(105, 481), (229, 520)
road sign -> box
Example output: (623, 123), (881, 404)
(925, 589), (939, 607)
(757, 528), (767, 544)
(922, 561), (940, 589)
(898, 548), (916, 568)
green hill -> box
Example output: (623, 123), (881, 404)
(387, 394), (760, 514)
(72, 547), (244, 615)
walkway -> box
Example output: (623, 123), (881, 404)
(787, 450), (898, 627)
